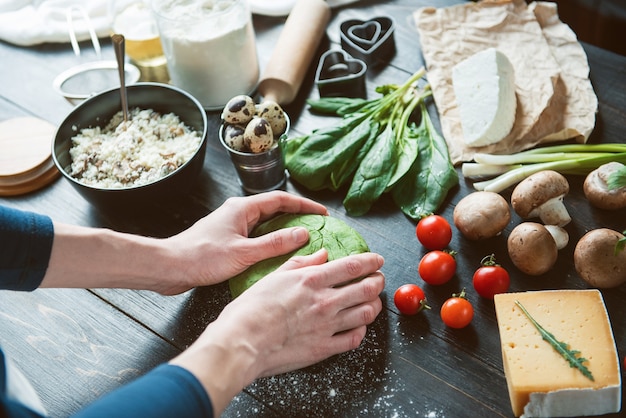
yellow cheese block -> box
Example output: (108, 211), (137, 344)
(494, 289), (621, 417)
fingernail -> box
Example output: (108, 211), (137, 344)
(292, 227), (308, 243)
(377, 254), (385, 266)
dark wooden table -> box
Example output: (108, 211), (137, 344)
(1, 1), (624, 416)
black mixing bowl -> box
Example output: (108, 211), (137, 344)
(52, 83), (208, 211)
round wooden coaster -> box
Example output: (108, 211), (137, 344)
(0, 117), (60, 196)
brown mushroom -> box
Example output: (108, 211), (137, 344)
(510, 170), (571, 226)
(453, 191), (511, 240)
(507, 222), (568, 276)
(574, 228), (626, 288)
(583, 162), (626, 210)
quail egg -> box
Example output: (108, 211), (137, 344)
(222, 124), (246, 152)
(244, 117), (274, 153)
(256, 100), (287, 136)
(221, 95), (256, 125)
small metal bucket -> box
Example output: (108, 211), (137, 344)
(219, 123), (287, 194)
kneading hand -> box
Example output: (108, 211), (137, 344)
(171, 249), (385, 416)
(162, 191), (328, 294)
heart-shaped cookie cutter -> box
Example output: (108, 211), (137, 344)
(315, 49), (367, 98)
(340, 17), (395, 66)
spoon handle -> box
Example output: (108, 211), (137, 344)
(112, 34), (129, 122)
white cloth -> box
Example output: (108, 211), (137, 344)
(0, 0), (359, 46)
(0, 0), (113, 46)
(249, 0), (358, 16)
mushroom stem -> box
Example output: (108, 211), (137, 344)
(530, 196), (571, 227)
(544, 225), (569, 250)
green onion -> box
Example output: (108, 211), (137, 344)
(462, 144), (626, 193)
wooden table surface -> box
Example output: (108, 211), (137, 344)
(1, 1), (624, 416)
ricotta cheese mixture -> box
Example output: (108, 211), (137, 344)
(69, 108), (201, 189)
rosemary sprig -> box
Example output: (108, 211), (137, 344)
(515, 300), (594, 381)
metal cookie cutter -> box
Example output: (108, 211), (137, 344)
(315, 49), (367, 98)
(52, 6), (140, 104)
(340, 17), (396, 66)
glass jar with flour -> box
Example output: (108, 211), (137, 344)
(152, 0), (259, 110)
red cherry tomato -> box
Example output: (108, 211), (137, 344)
(440, 289), (474, 329)
(418, 250), (457, 285)
(393, 284), (430, 315)
(472, 254), (510, 299)
(416, 214), (452, 250)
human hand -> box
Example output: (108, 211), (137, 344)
(161, 191), (328, 294)
(171, 249), (385, 415)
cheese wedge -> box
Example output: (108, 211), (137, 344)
(494, 289), (621, 417)
(452, 47), (516, 147)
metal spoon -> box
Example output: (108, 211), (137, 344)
(112, 34), (129, 122)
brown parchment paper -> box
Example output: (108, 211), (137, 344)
(413, 0), (598, 164)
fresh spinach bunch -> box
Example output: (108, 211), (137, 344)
(283, 68), (458, 220)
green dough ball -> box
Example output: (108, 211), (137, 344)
(229, 214), (369, 298)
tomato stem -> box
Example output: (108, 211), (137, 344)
(480, 253), (499, 267)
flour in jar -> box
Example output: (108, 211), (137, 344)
(153, 0), (259, 109)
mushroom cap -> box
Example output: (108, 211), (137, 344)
(574, 228), (626, 288)
(453, 191), (511, 240)
(511, 170), (569, 218)
(507, 222), (558, 276)
(583, 162), (626, 210)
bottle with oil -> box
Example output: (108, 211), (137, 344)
(112, 1), (170, 82)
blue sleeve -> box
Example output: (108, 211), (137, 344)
(72, 364), (213, 418)
(0, 205), (54, 291)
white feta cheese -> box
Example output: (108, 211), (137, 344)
(452, 47), (517, 147)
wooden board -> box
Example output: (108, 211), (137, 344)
(0, 117), (60, 195)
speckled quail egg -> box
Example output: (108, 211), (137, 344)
(256, 100), (287, 137)
(244, 117), (274, 153)
(222, 124), (246, 152)
(221, 95), (256, 125)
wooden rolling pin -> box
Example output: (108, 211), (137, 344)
(257, 0), (331, 105)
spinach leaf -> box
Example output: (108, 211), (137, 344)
(386, 101), (421, 191)
(330, 120), (380, 190)
(285, 114), (372, 190)
(307, 97), (367, 115)
(392, 102), (458, 220)
(344, 123), (397, 216)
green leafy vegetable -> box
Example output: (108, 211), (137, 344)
(307, 97), (371, 115)
(283, 68), (458, 220)
(392, 102), (458, 219)
(228, 214), (369, 298)
(343, 123), (397, 216)
(515, 300), (594, 381)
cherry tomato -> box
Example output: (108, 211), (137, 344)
(440, 289), (474, 329)
(416, 214), (452, 250)
(418, 250), (457, 285)
(472, 254), (510, 299)
(393, 284), (430, 315)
